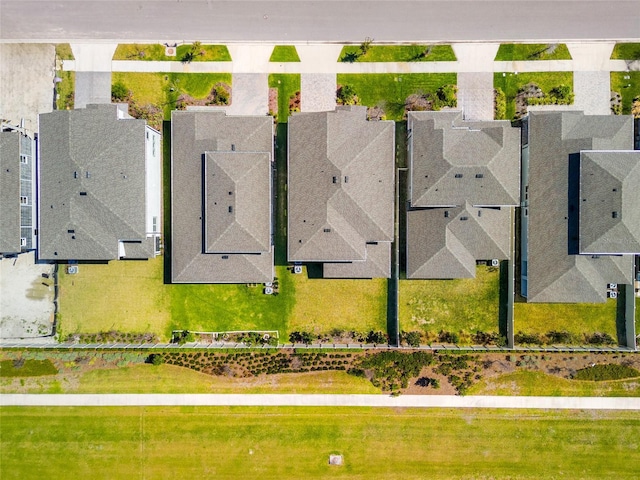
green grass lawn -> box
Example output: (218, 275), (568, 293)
(268, 74), (301, 122)
(469, 370), (640, 397)
(111, 72), (232, 119)
(494, 71), (574, 119)
(113, 43), (231, 61)
(611, 43), (640, 60)
(75, 364), (379, 394)
(270, 45), (300, 62)
(2, 406), (639, 479)
(494, 44), (572, 61)
(339, 44), (456, 62)
(337, 73), (457, 120)
(611, 71), (640, 115)
(289, 267), (388, 335)
(514, 300), (617, 338)
(55, 43), (74, 60)
(55, 70), (74, 110)
(58, 258), (171, 338)
(399, 266), (500, 336)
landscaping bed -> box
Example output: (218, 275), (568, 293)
(493, 72), (573, 119)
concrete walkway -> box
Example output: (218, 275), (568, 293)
(2, 393), (640, 410)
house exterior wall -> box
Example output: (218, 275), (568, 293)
(144, 125), (162, 248)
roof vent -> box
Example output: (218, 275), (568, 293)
(67, 229), (75, 234)
(79, 191), (87, 196)
(222, 255), (229, 259)
(454, 173), (463, 178)
(444, 211), (449, 218)
(613, 188), (618, 192)
(332, 176), (337, 184)
(73, 171), (78, 178)
(612, 211), (618, 218)
(323, 228), (331, 233)
(460, 216), (468, 221)
(478, 210), (482, 217)
(86, 171), (90, 178)
(228, 206), (233, 213)
(231, 144), (236, 151)
(344, 176), (349, 183)
(475, 173), (484, 179)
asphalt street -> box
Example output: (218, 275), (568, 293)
(1, 1), (639, 43)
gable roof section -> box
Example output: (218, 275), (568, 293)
(171, 110), (274, 283)
(38, 104), (148, 261)
(579, 151), (640, 254)
(408, 110), (520, 207)
(407, 204), (511, 279)
(526, 110), (634, 303)
(0, 131), (21, 253)
(288, 106), (395, 264)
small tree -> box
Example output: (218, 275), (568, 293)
(359, 37), (373, 56)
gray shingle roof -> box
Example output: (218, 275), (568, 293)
(323, 242), (391, 279)
(526, 110), (635, 303)
(287, 106), (394, 275)
(38, 104), (151, 261)
(407, 204), (511, 279)
(579, 151), (640, 254)
(0, 131), (20, 254)
(171, 110), (274, 283)
(408, 111), (520, 207)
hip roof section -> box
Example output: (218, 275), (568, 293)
(288, 106), (394, 263)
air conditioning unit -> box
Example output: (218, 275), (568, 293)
(607, 291), (618, 299)
(607, 283), (618, 290)
(67, 265), (79, 274)
(491, 259), (499, 267)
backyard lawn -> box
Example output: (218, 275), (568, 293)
(610, 71), (640, 115)
(339, 44), (456, 62)
(399, 266), (500, 336)
(468, 370), (640, 397)
(494, 44), (572, 61)
(337, 73), (457, 120)
(2, 406), (638, 479)
(514, 300), (618, 338)
(269, 46), (300, 62)
(494, 71), (574, 119)
(610, 43), (640, 60)
(57, 258), (170, 338)
(288, 267), (388, 335)
(113, 43), (231, 61)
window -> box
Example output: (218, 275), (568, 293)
(20, 155), (28, 164)
(20, 237), (26, 247)
(20, 196), (28, 204)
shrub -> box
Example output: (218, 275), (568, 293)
(366, 330), (388, 344)
(514, 332), (543, 345)
(111, 81), (129, 102)
(437, 331), (459, 344)
(433, 84), (457, 109)
(546, 330), (578, 344)
(289, 331), (314, 344)
(584, 332), (616, 345)
(336, 85), (358, 105)
(573, 364), (640, 381)
(401, 331), (422, 348)
(494, 88), (506, 119)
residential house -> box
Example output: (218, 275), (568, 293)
(406, 110), (520, 279)
(37, 104), (161, 261)
(171, 109), (274, 283)
(0, 127), (36, 255)
(287, 106), (395, 278)
(521, 110), (639, 302)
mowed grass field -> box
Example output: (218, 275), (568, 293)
(399, 266), (500, 334)
(5, 364), (379, 394)
(469, 370), (640, 397)
(611, 71), (640, 115)
(2, 406), (639, 479)
(338, 44), (456, 62)
(514, 300), (617, 338)
(494, 43), (572, 61)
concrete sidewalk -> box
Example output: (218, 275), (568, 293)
(3, 393), (640, 410)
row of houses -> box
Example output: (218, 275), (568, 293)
(1, 103), (638, 304)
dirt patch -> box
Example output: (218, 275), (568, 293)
(268, 87), (278, 116)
